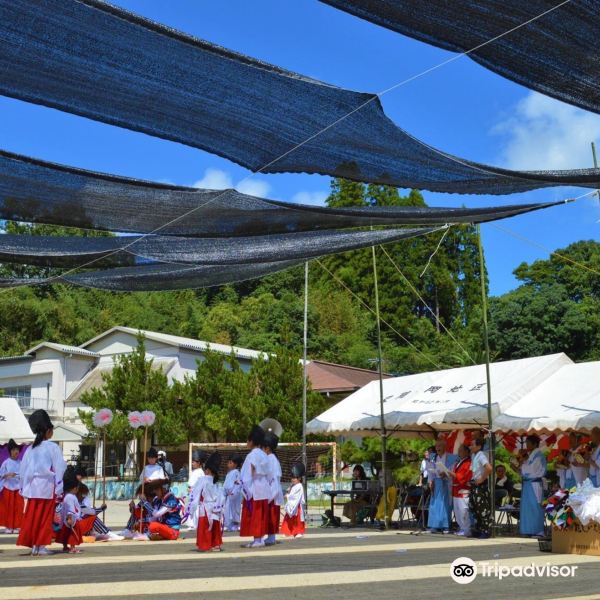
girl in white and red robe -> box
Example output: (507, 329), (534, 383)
(281, 463), (305, 538)
(240, 425), (270, 548)
(447, 445), (472, 537)
(263, 432), (283, 546)
(0, 439), (24, 533)
(17, 410), (67, 556)
(56, 478), (96, 553)
(191, 453), (223, 552)
(222, 454), (242, 532)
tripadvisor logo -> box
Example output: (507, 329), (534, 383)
(450, 557), (578, 584)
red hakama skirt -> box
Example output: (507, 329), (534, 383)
(196, 515), (222, 551)
(240, 498), (269, 538)
(267, 502), (281, 535)
(148, 521), (180, 540)
(56, 515), (96, 547)
(281, 512), (305, 537)
(0, 488), (24, 529)
(17, 498), (56, 548)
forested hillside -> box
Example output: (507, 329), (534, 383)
(0, 179), (597, 368)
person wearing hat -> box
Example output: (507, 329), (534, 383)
(240, 425), (270, 548)
(17, 409), (67, 555)
(262, 432), (283, 546)
(281, 463), (306, 538)
(190, 452), (224, 551)
(139, 447), (168, 484)
(147, 479), (183, 541)
(157, 450), (174, 479)
(520, 434), (547, 537)
(222, 454), (243, 532)
(121, 484), (158, 539)
(0, 438), (24, 533)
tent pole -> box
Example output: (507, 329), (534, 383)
(302, 261), (309, 510)
(371, 245), (388, 528)
(477, 224), (495, 537)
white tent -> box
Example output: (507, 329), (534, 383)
(306, 353), (573, 436)
(0, 397), (34, 442)
(494, 361), (600, 433)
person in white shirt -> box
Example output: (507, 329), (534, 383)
(56, 476), (96, 553)
(240, 425), (270, 548)
(190, 453), (223, 552)
(185, 449), (206, 530)
(222, 454), (243, 532)
(17, 410), (67, 555)
(519, 435), (546, 537)
(263, 432), (283, 546)
(468, 437), (493, 539)
(0, 438), (24, 533)
(589, 427), (600, 487)
(281, 463), (306, 538)
(568, 432), (589, 485)
(140, 447), (168, 484)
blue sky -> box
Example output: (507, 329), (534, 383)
(0, 0), (598, 295)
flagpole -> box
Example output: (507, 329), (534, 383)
(371, 245), (388, 528)
(477, 224), (495, 537)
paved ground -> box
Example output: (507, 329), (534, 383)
(0, 503), (598, 600)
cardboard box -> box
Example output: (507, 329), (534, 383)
(552, 524), (600, 556)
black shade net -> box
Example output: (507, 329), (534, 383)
(321, 1), (600, 116)
(2, 0), (600, 194)
(0, 260), (305, 292)
(0, 227), (444, 269)
(0, 150), (568, 237)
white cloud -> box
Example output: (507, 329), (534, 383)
(235, 179), (272, 197)
(494, 92), (600, 170)
(192, 168), (233, 190)
(290, 190), (329, 206)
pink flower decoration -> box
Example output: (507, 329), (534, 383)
(127, 411), (143, 429)
(140, 410), (156, 427)
(92, 408), (113, 428)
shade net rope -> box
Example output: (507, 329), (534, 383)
(0, 260), (306, 292)
(2, 1), (600, 194)
(0, 227), (443, 268)
(321, 0), (600, 116)
(0, 151), (566, 236)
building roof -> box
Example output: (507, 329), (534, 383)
(306, 360), (391, 394)
(66, 357), (177, 404)
(25, 342), (100, 359)
(81, 326), (267, 360)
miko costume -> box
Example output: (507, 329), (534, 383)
(520, 447), (547, 536)
(264, 433), (283, 544)
(427, 451), (457, 531)
(281, 463), (306, 537)
(223, 457), (242, 532)
(186, 449), (205, 529)
(56, 485), (96, 550)
(0, 439), (24, 531)
(191, 453), (223, 551)
(240, 426), (270, 541)
(17, 410), (67, 553)
(451, 456), (472, 536)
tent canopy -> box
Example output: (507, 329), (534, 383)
(494, 361), (600, 434)
(0, 397), (34, 442)
(306, 353), (573, 436)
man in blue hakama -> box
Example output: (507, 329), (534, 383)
(520, 435), (546, 537)
(427, 439), (457, 533)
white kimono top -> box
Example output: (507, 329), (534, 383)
(267, 453), (284, 505)
(521, 448), (546, 502)
(0, 457), (21, 492)
(285, 482), (305, 520)
(189, 475), (223, 522)
(19, 440), (67, 499)
(61, 492), (83, 524)
(139, 463), (167, 483)
(241, 448), (270, 501)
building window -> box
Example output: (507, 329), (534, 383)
(2, 386), (33, 408)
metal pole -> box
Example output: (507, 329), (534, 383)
(302, 261), (309, 509)
(371, 245), (389, 528)
(477, 224), (495, 537)
(592, 142), (600, 203)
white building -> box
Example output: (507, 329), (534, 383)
(0, 326), (265, 458)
